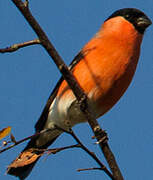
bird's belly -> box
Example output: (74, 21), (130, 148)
(46, 96), (88, 129)
(35, 95), (88, 147)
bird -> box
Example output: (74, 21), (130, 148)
(7, 8), (151, 179)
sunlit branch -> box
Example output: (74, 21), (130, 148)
(0, 39), (40, 53)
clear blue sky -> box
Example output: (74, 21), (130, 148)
(0, 0), (153, 180)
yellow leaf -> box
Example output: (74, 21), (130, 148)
(0, 126), (11, 140)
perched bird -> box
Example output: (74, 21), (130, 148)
(7, 8), (151, 179)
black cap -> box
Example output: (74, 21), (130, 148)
(106, 8), (152, 34)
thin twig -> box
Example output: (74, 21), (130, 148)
(46, 144), (81, 155)
(0, 128), (55, 154)
(77, 167), (104, 172)
(28, 144), (81, 155)
(38, 144), (81, 163)
(0, 39), (40, 53)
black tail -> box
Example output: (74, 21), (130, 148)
(7, 136), (58, 180)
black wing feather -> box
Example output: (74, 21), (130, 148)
(34, 51), (84, 132)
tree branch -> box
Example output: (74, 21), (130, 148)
(0, 39), (40, 53)
(54, 126), (115, 180)
(77, 167), (104, 172)
(0, 128), (55, 154)
(7, 0), (124, 179)
(46, 144), (81, 155)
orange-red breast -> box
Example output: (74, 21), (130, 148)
(7, 8), (151, 179)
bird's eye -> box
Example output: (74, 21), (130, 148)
(125, 14), (130, 18)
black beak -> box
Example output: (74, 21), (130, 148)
(137, 16), (152, 29)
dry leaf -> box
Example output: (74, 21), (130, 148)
(10, 133), (16, 143)
(8, 148), (41, 168)
(0, 126), (11, 140)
